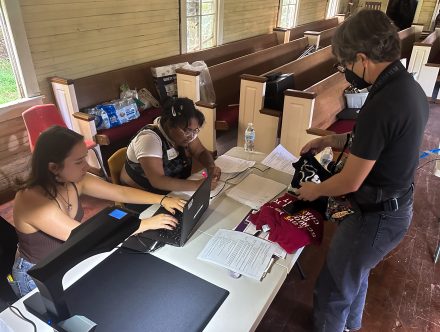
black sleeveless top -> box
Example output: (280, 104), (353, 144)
(125, 124), (192, 194)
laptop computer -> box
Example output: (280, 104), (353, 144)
(135, 174), (212, 247)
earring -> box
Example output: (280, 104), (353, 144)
(171, 106), (177, 117)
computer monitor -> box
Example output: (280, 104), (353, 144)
(23, 206), (140, 327)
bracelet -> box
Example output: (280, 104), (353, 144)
(160, 195), (168, 206)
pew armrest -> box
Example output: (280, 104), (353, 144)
(72, 112), (95, 122)
(306, 127), (336, 136)
(95, 135), (110, 146)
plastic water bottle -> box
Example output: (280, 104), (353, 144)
(320, 147), (333, 169)
(244, 123), (255, 152)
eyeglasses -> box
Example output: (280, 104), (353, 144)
(334, 63), (346, 73)
(182, 127), (200, 137)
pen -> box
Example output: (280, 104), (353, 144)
(262, 256), (277, 279)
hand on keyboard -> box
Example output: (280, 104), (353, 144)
(161, 196), (186, 214)
(138, 213), (178, 233)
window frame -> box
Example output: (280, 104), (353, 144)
(0, 0), (39, 102)
(326, 0), (340, 19)
(277, 0), (299, 29)
(181, 0), (223, 53)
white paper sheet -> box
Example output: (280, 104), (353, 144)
(172, 172), (230, 200)
(226, 173), (286, 209)
(198, 229), (278, 280)
(215, 154), (255, 173)
(261, 144), (298, 175)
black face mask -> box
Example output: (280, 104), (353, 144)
(344, 66), (370, 90)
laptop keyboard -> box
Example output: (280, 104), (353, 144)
(157, 209), (183, 242)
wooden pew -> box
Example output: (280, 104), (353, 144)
(280, 72), (349, 156)
(50, 32), (283, 165)
(176, 37), (313, 152)
(288, 17), (341, 42)
(408, 28), (440, 97)
(273, 17), (340, 44)
(274, 25), (424, 157)
(237, 45), (337, 154)
(278, 25), (423, 157)
(177, 27), (339, 153)
(399, 24), (423, 64)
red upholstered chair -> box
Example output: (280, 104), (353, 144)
(22, 104), (109, 180)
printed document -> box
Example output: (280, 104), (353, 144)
(198, 229), (278, 280)
(226, 173), (286, 209)
(261, 144), (298, 175)
(215, 154), (255, 173)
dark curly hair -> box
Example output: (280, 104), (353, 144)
(160, 97), (205, 129)
(332, 9), (400, 65)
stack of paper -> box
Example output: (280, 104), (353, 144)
(261, 144), (298, 175)
(198, 229), (278, 281)
(226, 173), (286, 209)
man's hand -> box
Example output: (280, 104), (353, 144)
(300, 137), (327, 156)
(297, 181), (321, 201)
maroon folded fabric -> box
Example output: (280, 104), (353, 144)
(248, 193), (324, 253)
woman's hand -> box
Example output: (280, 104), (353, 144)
(209, 165), (221, 181)
(208, 165), (221, 190)
(161, 196), (186, 214)
(138, 214), (178, 232)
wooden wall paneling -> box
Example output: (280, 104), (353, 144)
(222, 0), (279, 43)
(21, 0), (177, 22)
(0, 117), (31, 204)
(296, 0), (327, 25)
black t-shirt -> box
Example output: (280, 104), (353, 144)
(350, 61), (429, 189)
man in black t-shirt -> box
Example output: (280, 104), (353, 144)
(297, 10), (429, 332)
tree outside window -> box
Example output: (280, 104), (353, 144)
(0, 16), (20, 104)
(278, 0), (298, 29)
(186, 0), (217, 52)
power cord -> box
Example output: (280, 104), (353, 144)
(9, 305), (37, 332)
(209, 165), (270, 199)
(416, 158), (440, 171)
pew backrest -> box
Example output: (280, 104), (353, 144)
(265, 45), (337, 90)
(209, 37), (310, 110)
(52, 32), (280, 112)
(305, 72), (348, 130)
(289, 17), (339, 41)
(280, 72), (348, 156)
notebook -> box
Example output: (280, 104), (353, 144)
(137, 174), (212, 247)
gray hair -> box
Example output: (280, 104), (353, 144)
(332, 9), (400, 65)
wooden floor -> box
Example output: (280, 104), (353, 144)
(0, 103), (439, 331)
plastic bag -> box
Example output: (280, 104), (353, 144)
(84, 107), (112, 130)
(182, 61), (216, 103)
(119, 84), (159, 110)
(151, 62), (189, 100)
(94, 98), (140, 129)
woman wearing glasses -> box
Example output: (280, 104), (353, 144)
(120, 97), (220, 206)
